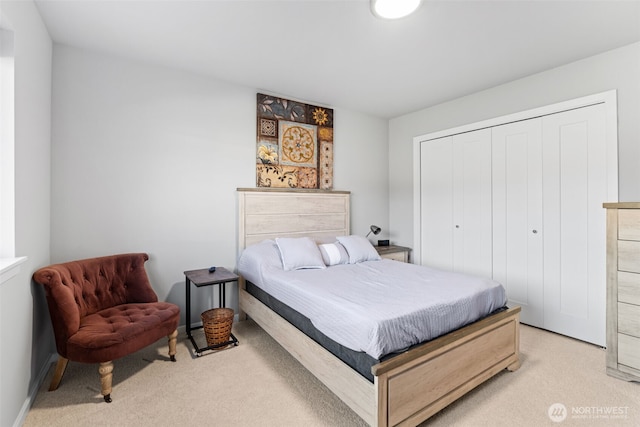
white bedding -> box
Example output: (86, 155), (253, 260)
(238, 239), (507, 359)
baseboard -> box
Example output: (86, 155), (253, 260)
(12, 353), (57, 427)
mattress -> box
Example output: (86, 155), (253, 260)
(237, 239), (508, 360)
(245, 280), (380, 381)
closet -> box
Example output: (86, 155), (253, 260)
(416, 92), (617, 346)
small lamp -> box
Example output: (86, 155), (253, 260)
(366, 225), (382, 238)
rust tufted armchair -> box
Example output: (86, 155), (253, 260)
(33, 253), (180, 402)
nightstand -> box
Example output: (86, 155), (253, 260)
(184, 267), (240, 356)
(375, 245), (411, 263)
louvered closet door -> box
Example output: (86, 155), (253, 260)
(492, 118), (544, 327)
(542, 104), (608, 346)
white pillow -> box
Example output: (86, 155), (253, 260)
(275, 237), (327, 271)
(336, 235), (381, 263)
(318, 242), (349, 266)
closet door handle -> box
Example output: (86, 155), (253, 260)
(532, 229), (538, 234)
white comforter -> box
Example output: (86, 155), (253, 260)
(238, 240), (507, 359)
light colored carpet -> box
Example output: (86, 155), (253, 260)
(23, 321), (639, 426)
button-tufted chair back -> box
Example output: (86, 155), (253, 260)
(34, 254), (157, 354)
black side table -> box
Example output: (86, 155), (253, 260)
(184, 267), (239, 356)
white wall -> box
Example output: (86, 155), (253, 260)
(334, 108), (389, 238)
(0, 1), (52, 426)
(389, 42), (640, 251)
(51, 45), (389, 325)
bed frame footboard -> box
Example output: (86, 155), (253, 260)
(373, 306), (521, 426)
(239, 278), (520, 427)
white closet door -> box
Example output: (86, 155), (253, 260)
(492, 119), (544, 327)
(419, 129), (492, 277)
(452, 129), (493, 278)
(542, 104), (608, 346)
(420, 136), (454, 271)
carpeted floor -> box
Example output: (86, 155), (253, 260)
(23, 321), (639, 426)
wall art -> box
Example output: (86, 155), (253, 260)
(256, 93), (334, 189)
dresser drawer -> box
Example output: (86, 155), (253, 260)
(618, 333), (640, 370)
(618, 302), (640, 337)
(618, 271), (640, 305)
(619, 209), (640, 241)
(618, 240), (640, 273)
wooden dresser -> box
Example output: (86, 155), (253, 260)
(604, 202), (640, 382)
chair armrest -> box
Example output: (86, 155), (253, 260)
(33, 268), (81, 347)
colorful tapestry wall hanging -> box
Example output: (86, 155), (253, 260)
(256, 93), (334, 189)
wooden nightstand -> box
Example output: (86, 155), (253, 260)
(375, 245), (411, 263)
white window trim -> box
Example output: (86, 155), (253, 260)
(0, 256), (27, 285)
(0, 25), (18, 282)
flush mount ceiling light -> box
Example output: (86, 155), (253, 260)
(371, 0), (422, 19)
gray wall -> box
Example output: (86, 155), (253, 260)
(50, 45), (390, 326)
(3, 13), (389, 424)
(0, 1), (52, 426)
(389, 42), (640, 251)
(5, 2), (638, 425)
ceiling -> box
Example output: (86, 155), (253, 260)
(34, 0), (640, 119)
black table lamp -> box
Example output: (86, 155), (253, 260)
(366, 225), (381, 238)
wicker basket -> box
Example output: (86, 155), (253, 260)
(201, 308), (234, 347)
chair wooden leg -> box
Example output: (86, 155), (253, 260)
(48, 357), (69, 391)
(98, 361), (113, 403)
(168, 329), (178, 362)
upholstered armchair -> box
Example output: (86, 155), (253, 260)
(33, 253), (180, 402)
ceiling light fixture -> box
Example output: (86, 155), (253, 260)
(371, 0), (422, 19)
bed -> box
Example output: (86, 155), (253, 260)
(236, 188), (521, 427)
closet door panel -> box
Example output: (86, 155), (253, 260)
(492, 119), (543, 327)
(419, 130), (492, 278)
(542, 104), (608, 346)
(452, 129), (492, 278)
(420, 136), (454, 270)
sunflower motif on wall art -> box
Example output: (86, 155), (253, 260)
(312, 107), (329, 126)
(256, 93), (334, 189)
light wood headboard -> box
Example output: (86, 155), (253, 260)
(237, 188), (350, 254)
